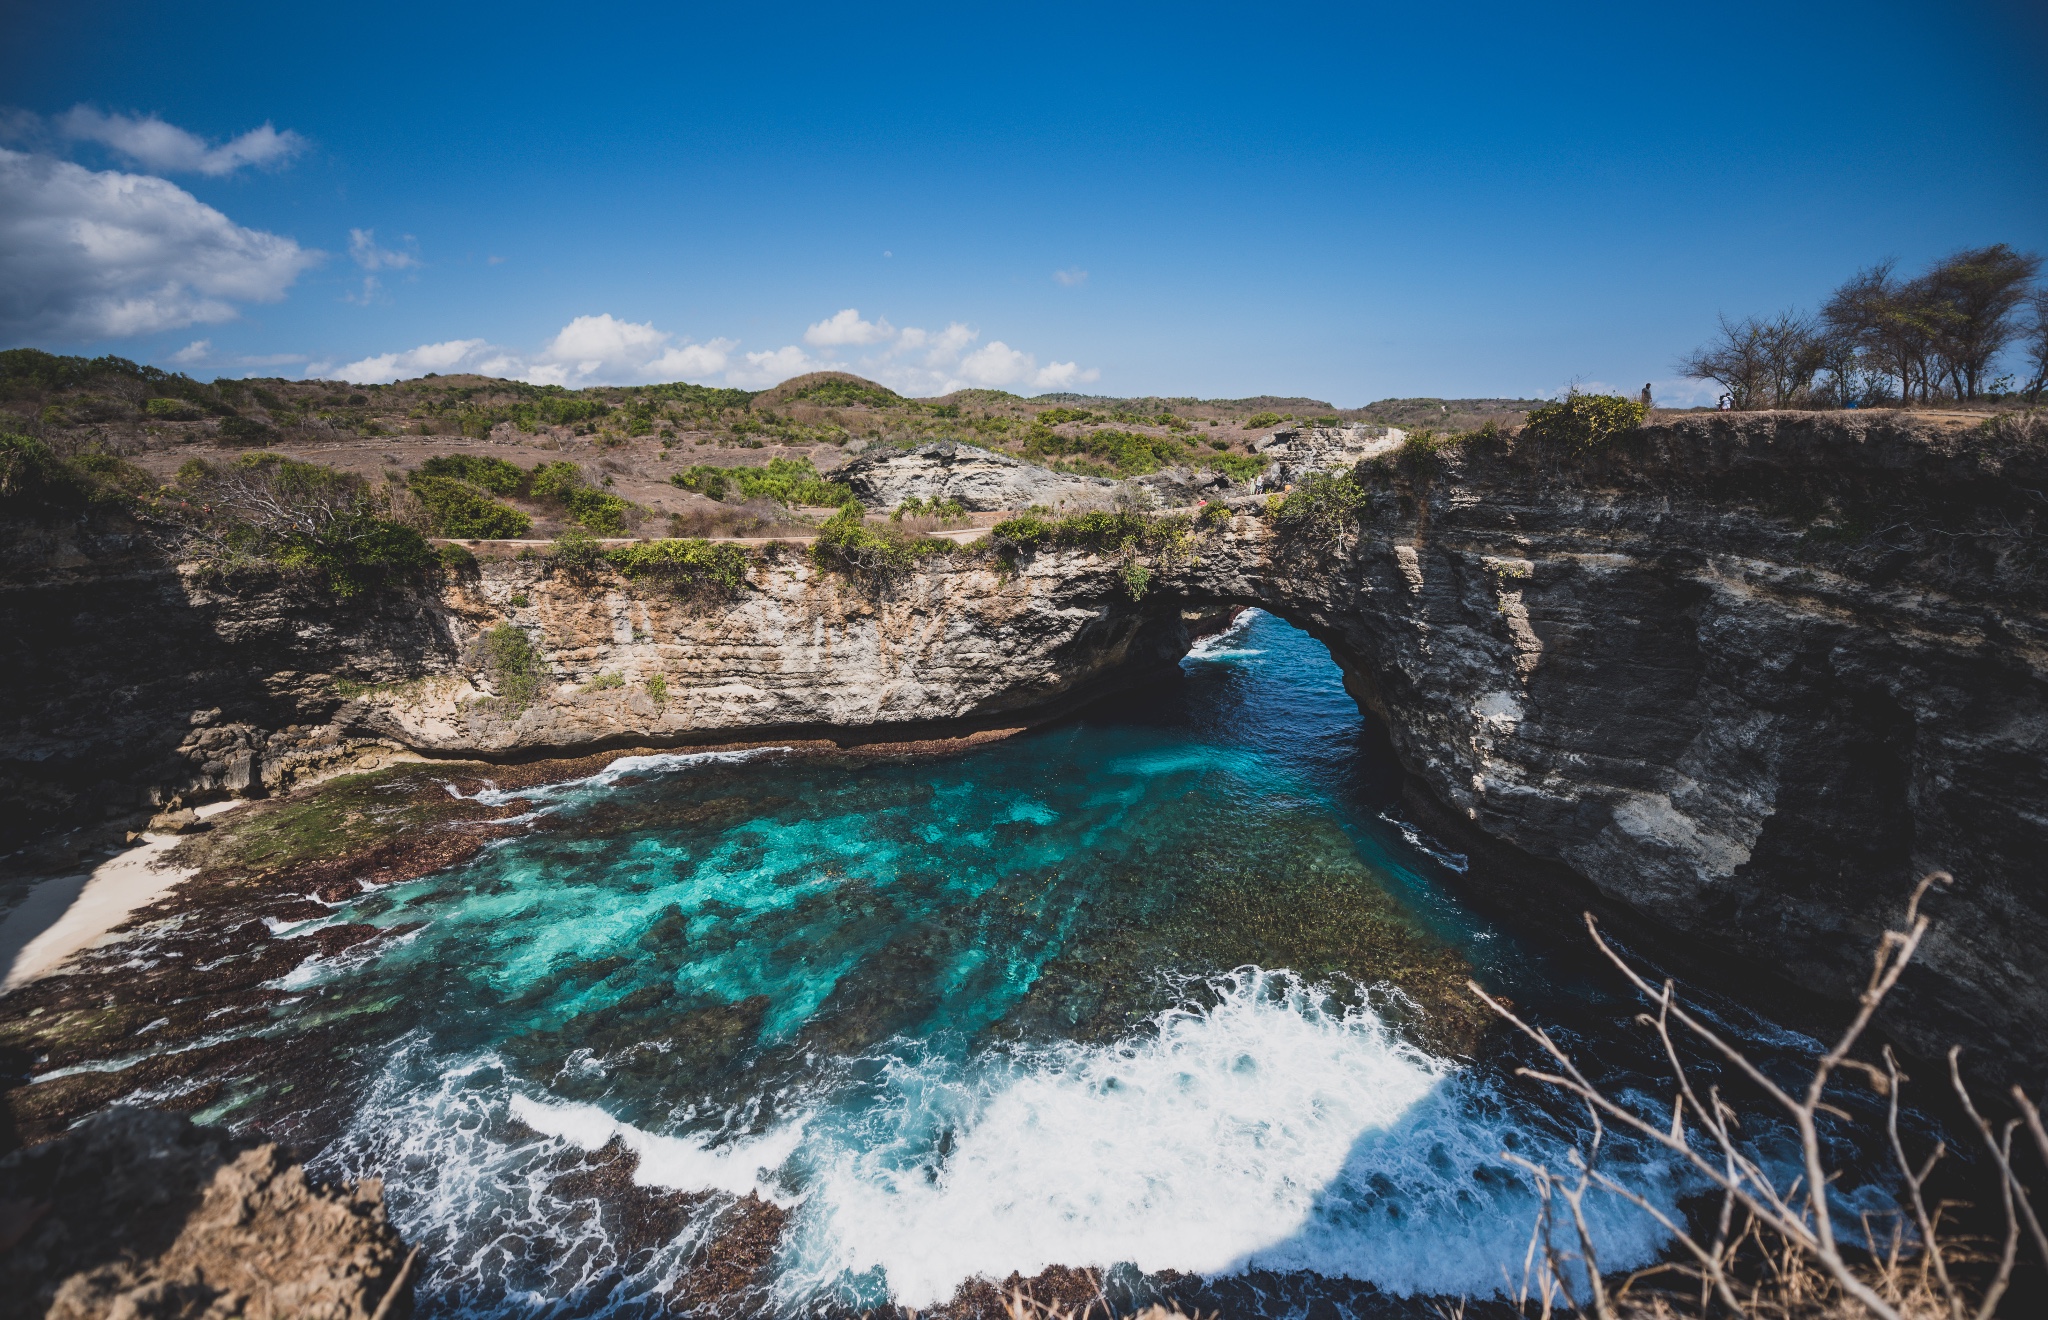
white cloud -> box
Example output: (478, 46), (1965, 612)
(170, 339), (211, 365)
(56, 106), (305, 177)
(324, 309), (1097, 395)
(1054, 267), (1088, 287)
(348, 228), (420, 271)
(0, 147), (320, 340)
(804, 307), (895, 347)
(338, 338), (493, 384)
(729, 345), (835, 388)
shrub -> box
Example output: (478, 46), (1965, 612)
(566, 487), (634, 533)
(1198, 501), (1234, 529)
(671, 457), (851, 507)
(811, 506), (951, 582)
(1200, 452), (1268, 482)
(527, 460), (586, 501)
(408, 475), (533, 538)
(438, 542), (479, 576)
(172, 451), (435, 596)
(1, 434), (153, 515)
(581, 671), (625, 692)
(605, 537), (751, 601)
(418, 454), (527, 494)
(1521, 391), (1646, 449)
(783, 379), (901, 408)
(272, 516), (439, 598)
(1023, 426), (1196, 476)
(646, 674), (668, 703)
(1272, 470), (1372, 543)
(216, 415), (275, 446)
(1243, 411), (1285, 429)
(480, 624), (545, 706)
(548, 527), (605, 573)
(891, 494), (967, 522)
(145, 397), (205, 421)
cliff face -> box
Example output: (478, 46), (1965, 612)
(3, 412), (2043, 1082)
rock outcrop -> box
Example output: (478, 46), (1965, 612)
(836, 441), (1116, 511)
(0, 1107), (415, 1319)
(3, 411), (2044, 1086)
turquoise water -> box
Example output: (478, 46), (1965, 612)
(279, 610), (1698, 1316)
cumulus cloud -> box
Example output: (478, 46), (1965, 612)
(333, 314), (734, 387)
(56, 106), (305, 176)
(804, 307), (895, 347)
(326, 309), (1097, 395)
(0, 147), (319, 340)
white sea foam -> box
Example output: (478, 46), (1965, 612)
(317, 976), (1684, 1313)
(1379, 812), (1470, 873)
(509, 1093), (805, 1202)
(776, 970), (1679, 1306)
(1185, 608), (1265, 662)
(443, 746), (793, 809)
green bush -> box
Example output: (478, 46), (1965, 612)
(216, 415), (275, 446)
(1198, 501), (1234, 529)
(1521, 392), (1646, 449)
(1024, 427), (1196, 476)
(566, 487), (633, 533)
(1272, 470), (1372, 543)
(581, 670), (625, 692)
(419, 453), (527, 494)
(145, 397), (205, 421)
(671, 457), (851, 507)
(273, 516), (439, 598)
(1, 435), (155, 515)
(548, 527), (606, 572)
(438, 542), (480, 576)
(811, 506), (951, 581)
(1243, 411), (1285, 429)
(646, 673), (668, 703)
(987, 508), (1197, 559)
(528, 460), (585, 501)
(1201, 452), (1268, 482)
(605, 537), (751, 600)
(480, 624), (546, 706)
(409, 475), (533, 538)
(891, 494), (967, 522)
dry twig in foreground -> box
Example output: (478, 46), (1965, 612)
(1470, 873), (2048, 1319)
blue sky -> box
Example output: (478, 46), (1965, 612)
(3, 0), (2043, 404)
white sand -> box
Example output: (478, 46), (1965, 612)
(0, 800), (243, 991)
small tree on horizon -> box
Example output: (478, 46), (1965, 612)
(1676, 311), (1824, 409)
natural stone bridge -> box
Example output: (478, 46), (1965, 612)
(5, 412), (2045, 1085)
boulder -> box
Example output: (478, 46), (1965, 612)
(836, 442), (1115, 512)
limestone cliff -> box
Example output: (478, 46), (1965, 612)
(2, 411), (2042, 1085)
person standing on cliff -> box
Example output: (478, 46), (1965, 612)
(1640, 383), (1653, 412)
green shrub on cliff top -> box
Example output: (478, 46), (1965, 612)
(605, 537), (751, 600)
(408, 474), (533, 538)
(671, 456), (852, 508)
(1521, 391), (1646, 449)
(811, 506), (953, 582)
(1272, 470), (1372, 543)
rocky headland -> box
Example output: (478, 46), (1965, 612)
(4, 408), (2044, 1093)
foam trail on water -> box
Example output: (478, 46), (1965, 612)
(778, 970), (1680, 1307)
(509, 1093), (804, 1202)
(443, 746), (792, 807)
(1186, 608), (1265, 662)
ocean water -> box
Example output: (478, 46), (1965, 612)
(270, 610), (1724, 1316)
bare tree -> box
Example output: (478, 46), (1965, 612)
(1823, 261), (1937, 406)
(1677, 312), (1823, 410)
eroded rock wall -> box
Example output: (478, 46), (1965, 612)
(3, 412), (2043, 1083)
